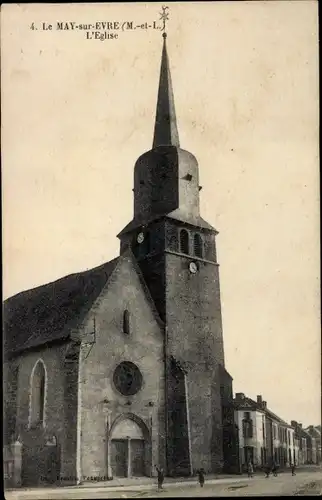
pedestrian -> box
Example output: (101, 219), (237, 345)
(272, 461), (278, 477)
(247, 460), (254, 478)
(156, 466), (164, 490)
(291, 463), (296, 476)
(197, 468), (205, 487)
(264, 463), (271, 478)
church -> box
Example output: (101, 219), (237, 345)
(4, 33), (238, 487)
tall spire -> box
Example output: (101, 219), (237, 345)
(152, 32), (180, 148)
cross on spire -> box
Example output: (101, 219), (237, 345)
(159, 5), (169, 34)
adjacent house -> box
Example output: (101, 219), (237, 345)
(234, 393), (296, 469)
(304, 426), (321, 464)
(292, 421), (319, 465)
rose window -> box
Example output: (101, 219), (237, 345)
(113, 362), (143, 396)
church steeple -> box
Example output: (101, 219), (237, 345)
(153, 33), (180, 149)
(117, 13), (226, 478)
(118, 15), (216, 243)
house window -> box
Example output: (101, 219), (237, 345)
(193, 233), (203, 258)
(180, 229), (189, 254)
(123, 310), (130, 335)
(243, 415), (253, 438)
(30, 360), (46, 426)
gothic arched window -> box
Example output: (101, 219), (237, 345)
(30, 360), (46, 426)
(194, 233), (203, 258)
(180, 229), (189, 255)
(123, 309), (130, 335)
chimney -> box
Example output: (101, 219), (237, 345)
(235, 393), (245, 400)
(291, 420), (297, 428)
(257, 395), (263, 405)
(262, 401), (267, 409)
(299, 423), (302, 429)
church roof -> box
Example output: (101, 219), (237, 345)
(118, 213), (216, 238)
(304, 426), (321, 438)
(233, 394), (291, 427)
(153, 33), (179, 148)
(3, 258), (119, 358)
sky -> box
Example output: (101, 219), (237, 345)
(1, 2), (320, 427)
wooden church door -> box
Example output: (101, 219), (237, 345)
(111, 439), (127, 477)
(110, 417), (147, 477)
(130, 439), (145, 476)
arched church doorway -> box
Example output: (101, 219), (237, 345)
(109, 416), (149, 478)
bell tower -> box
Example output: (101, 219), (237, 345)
(132, 32), (200, 224)
(118, 29), (229, 476)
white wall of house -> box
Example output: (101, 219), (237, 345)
(255, 412), (265, 465)
(272, 422), (280, 462)
(289, 428), (296, 465)
(294, 438), (300, 465)
(299, 437), (308, 464)
(235, 410), (265, 467)
(285, 427), (296, 466)
(235, 409), (298, 468)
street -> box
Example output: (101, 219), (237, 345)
(5, 468), (322, 499)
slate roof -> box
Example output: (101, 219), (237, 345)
(118, 213), (215, 238)
(265, 408), (290, 427)
(3, 258), (119, 358)
(233, 395), (291, 427)
(305, 426), (321, 438)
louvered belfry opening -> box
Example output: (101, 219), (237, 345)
(194, 233), (203, 258)
(180, 229), (189, 254)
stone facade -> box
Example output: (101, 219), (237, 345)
(9, 342), (80, 484)
(4, 252), (166, 486)
(78, 253), (165, 480)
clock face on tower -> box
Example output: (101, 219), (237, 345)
(189, 262), (198, 274)
(137, 232), (145, 244)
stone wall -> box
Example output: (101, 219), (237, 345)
(6, 342), (79, 486)
(165, 251), (225, 474)
(78, 253), (165, 480)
